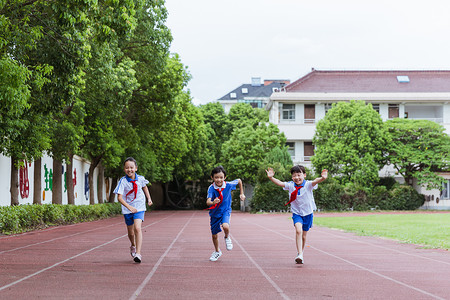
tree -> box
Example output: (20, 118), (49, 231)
(221, 123), (287, 183)
(199, 102), (228, 162)
(385, 119), (450, 189)
(312, 101), (390, 187)
(226, 103), (268, 133)
(0, 1), (54, 205)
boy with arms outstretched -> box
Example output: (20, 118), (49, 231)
(266, 165), (327, 264)
(206, 166), (245, 261)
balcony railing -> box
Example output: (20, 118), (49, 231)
(280, 119), (316, 124)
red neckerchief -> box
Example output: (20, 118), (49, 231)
(208, 187), (224, 210)
(125, 175), (138, 200)
(285, 182), (304, 206)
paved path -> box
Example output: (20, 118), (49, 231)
(0, 211), (449, 299)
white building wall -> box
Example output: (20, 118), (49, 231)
(0, 154), (112, 207)
(0, 155), (12, 204)
(316, 103), (326, 121)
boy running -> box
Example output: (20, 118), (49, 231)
(206, 166), (245, 261)
(266, 165), (327, 264)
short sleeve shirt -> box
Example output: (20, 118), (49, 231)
(207, 179), (239, 217)
(114, 174), (149, 214)
(283, 180), (317, 216)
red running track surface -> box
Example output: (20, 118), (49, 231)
(0, 211), (449, 300)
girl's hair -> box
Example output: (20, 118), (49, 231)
(124, 157), (137, 167)
(290, 165), (306, 174)
(211, 165), (226, 177)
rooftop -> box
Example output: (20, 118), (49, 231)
(285, 69), (450, 93)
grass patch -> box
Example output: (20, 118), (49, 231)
(314, 213), (450, 250)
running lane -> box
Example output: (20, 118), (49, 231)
(1, 211), (449, 300)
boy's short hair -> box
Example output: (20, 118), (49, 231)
(290, 165), (306, 174)
(124, 157), (137, 167)
(211, 165), (226, 177)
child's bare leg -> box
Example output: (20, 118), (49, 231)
(302, 231), (308, 252)
(212, 234), (219, 252)
(127, 224), (136, 246)
(134, 219), (143, 255)
(294, 223), (303, 254)
(222, 223), (230, 238)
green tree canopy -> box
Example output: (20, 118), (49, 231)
(385, 118), (450, 189)
(312, 101), (390, 187)
(221, 123), (287, 183)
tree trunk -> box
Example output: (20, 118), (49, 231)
(109, 177), (117, 203)
(88, 156), (102, 205)
(66, 154), (75, 205)
(97, 163), (104, 204)
(33, 158), (42, 205)
(10, 156), (19, 206)
(52, 159), (62, 204)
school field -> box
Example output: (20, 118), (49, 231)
(1, 211), (449, 300)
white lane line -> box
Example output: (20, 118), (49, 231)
(244, 219), (445, 300)
(317, 227), (450, 266)
(130, 212), (196, 300)
(0, 222), (122, 255)
(231, 234), (291, 300)
(0, 216), (169, 292)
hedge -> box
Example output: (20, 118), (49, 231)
(251, 179), (425, 212)
(0, 203), (122, 235)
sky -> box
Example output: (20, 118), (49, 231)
(165, 0), (450, 105)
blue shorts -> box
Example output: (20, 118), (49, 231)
(292, 213), (313, 231)
(124, 211), (145, 226)
(210, 213), (231, 235)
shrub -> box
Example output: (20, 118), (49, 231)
(388, 184), (425, 210)
(314, 180), (345, 210)
(251, 181), (289, 212)
(0, 203), (122, 235)
(367, 185), (390, 209)
(341, 183), (371, 211)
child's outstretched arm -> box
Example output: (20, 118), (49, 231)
(312, 169), (328, 187)
(266, 168), (285, 188)
(237, 179), (246, 202)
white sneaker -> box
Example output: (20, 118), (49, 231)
(225, 237), (233, 251)
(209, 250), (222, 261)
(295, 253), (303, 264)
(134, 253), (142, 263)
(130, 246), (136, 258)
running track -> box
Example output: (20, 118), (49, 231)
(0, 211), (449, 300)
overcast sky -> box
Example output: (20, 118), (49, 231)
(165, 0), (450, 105)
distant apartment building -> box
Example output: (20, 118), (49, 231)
(267, 69), (450, 209)
(218, 77), (290, 113)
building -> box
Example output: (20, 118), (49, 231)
(267, 69), (450, 209)
(218, 77), (290, 113)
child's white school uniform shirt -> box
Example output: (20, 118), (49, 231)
(283, 180), (317, 216)
(114, 174), (149, 214)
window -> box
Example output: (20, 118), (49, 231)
(442, 180), (450, 199)
(281, 104), (295, 120)
(304, 104), (315, 123)
(371, 104), (380, 113)
(304, 142), (314, 161)
(389, 104), (399, 118)
(286, 142), (295, 157)
(324, 103), (333, 114)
